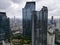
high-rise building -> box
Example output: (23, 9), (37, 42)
(32, 6), (48, 45)
(56, 18), (60, 31)
(47, 16), (56, 45)
(55, 18), (60, 45)
(47, 27), (55, 45)
(0, 12), (11, 41)
(55, 29), (60, 45)
(50, 16), (56, 27)
(22, 2), (35, 38)
(50, 16), (54, 24)
(47, 22), (55, 45)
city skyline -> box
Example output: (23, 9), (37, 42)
(0, 0), (60, 19)
(0, 1), (60, 45)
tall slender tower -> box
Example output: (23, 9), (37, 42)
(22, 1), (35, 38)
(14, 16), (16, 30)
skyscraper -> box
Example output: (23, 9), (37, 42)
(32, 6), (48, 45)
(0, 12), (10, 41)
(50, 16), (56, 26)
(22, 2), (35, 38)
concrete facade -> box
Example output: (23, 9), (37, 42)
(47, 16), (56, 45)
(47, 25), (55, 45)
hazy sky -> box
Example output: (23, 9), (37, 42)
(0, 0), (60, 19)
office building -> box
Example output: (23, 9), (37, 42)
(56, 18), (60, 31)
(22, 2), (35, 38)
(55, 29), (60, 45)
(47, 23), (55, 45)
(50, 16), (54, 24)
(32, 6), (48, 45)
(50, 16), (56, 27)
(0, 12), (11, 41)
(47, 28), (55, 45)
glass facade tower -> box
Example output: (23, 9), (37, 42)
(0, 12), (10, 41)
(32, 6), (48, 45)
(22, 2), (35, 38)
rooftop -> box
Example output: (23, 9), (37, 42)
(0, 12), (6, 14)
(24, 1), (35, 8)
(26, 1), (35, 4)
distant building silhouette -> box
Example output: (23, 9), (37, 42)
(22, 2), (35, 38)
(32, 6), (48, 45)
(50, 16), (56, 27)
(0, 12), (11, 41)
(50, 16), (53, 24)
